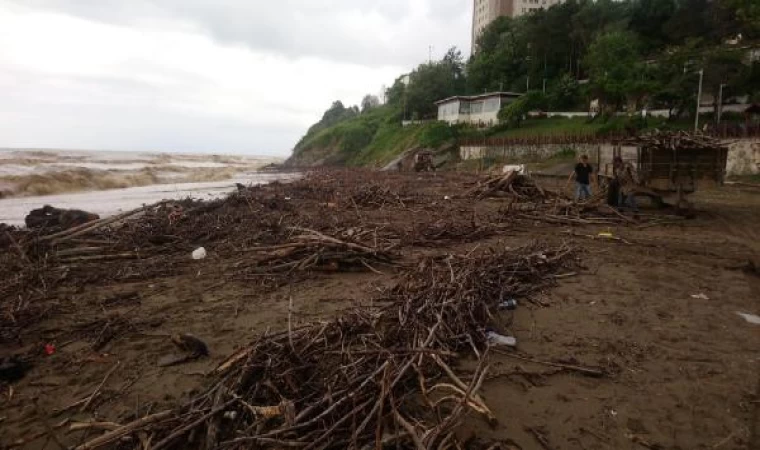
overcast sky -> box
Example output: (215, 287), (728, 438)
(0, 1), (471, 156)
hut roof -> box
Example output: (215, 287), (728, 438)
(617, 130), (727, 151)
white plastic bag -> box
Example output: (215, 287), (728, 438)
(192, 247), (207, 260)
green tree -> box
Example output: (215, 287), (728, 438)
(701, 48), (751, 121)
(725, 0), (760, 38)
(663, 0), (713, 44)
(585, 31), (645, 113)
(547, 74), (581, 110)
(401, 47), (466, 119)
(468, 16), (529, 93)
(361, 95), (380, 113)
(628, 0), (676, 50)
(498, 91), (547, 127)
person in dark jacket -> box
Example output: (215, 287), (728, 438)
(566, 154), (595, 201)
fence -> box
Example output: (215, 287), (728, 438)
(458, 126), (760, 148)
(458, 132), (626, 147)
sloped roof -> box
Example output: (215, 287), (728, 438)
(434, 92), (523, 105)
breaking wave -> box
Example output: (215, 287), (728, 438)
(0, 167), (243, 198)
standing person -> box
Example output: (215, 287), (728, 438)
(613, 157), (639, 211)
(567, 154), (595, 201)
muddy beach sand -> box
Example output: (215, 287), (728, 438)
(1, 170), (758, 449)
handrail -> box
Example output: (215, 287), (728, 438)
(456, 126), (760, 147)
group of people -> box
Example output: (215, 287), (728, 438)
(566, 154), (639, 211)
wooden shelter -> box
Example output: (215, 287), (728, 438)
(601, 131), (729, 209)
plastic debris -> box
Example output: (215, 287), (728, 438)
(486, 331), (517, 347)
(0, 357), (30, 383)
(736, 312), (760, 325)
(499, 299), (518, 310)
(691, 293), (709, 300)
(44, 343), (56, 356)
(192, 247), (207, 260)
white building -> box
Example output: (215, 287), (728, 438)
(435, 92), (523, 126)
(472, 0), (567, 52)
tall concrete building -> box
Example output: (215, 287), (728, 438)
(472, 0), (566, 53)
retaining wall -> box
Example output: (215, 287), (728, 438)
(460, 138), (760, 176)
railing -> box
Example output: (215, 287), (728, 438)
(457, 126), (760, 147)
(706, 124), (760, 139)
(458, 132), (628, 147)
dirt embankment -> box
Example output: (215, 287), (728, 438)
(1, 171), (759, 449)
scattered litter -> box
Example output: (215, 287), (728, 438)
(158, 334), (210, 367)
(171, 333), (210, 357)
(502, 164), (526, 175)
(736, 312), (760, 325)
(444, 196), (451, 200)
(598, 232), (614, 238)
(223, 411), (238, 420)
(0, 357), (29, 383)
(486, 330), (517, 347)
(499, 299), (518, 310)
(44, 343), (56, 356)
(192, 247), (207, 260)
(691, 293), (710, 300)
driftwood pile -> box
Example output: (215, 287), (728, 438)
(0, 175), (399, 343)
(402, 216), (497, 247)
(232, 227), (396, 276)
(467, 171), (552, 201)
(342, 182), (414, 208)
(467, 172), (679, 226)
(0, 169), (680, 345)
(618, 130), (728, 151)
(73, 243), (575, 450)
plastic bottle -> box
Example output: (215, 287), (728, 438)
(499, 299), (518, 310)
(486, 331), (517, 347)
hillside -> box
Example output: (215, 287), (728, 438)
(286, 106), (457, 167)
(287, 0), (757, 167)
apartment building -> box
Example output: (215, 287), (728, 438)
(472, 0), (566, 52)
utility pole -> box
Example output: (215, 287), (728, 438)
(429, 45), (433, 64)
(526, 75), (530, 92)
(694, 69), (704, 133)
(717, 83), (726, 124)
(543, 78), (547, 94)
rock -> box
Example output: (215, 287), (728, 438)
(25, 205), (99, 229)
(0, 356), (31, 383)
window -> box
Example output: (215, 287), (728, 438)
(483, 98), (500, 112)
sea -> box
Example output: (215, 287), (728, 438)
(0, 148), (291, 226)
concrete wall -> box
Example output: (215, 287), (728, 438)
(460, 143), (605, 163)
(727, 139), (760, 175)
(460, 138), (760, 176)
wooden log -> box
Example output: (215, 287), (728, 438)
(74, 410), (172, 450)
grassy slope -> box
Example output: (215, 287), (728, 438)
(481, 116), (691, 139)
(289, 107), (456, 167)
(289, 111), (697, 168)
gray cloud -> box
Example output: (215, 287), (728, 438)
(0, 1), (471, 156)
(13, 0), (471, 66)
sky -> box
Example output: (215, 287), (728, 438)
(0, 1), (471, 157)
